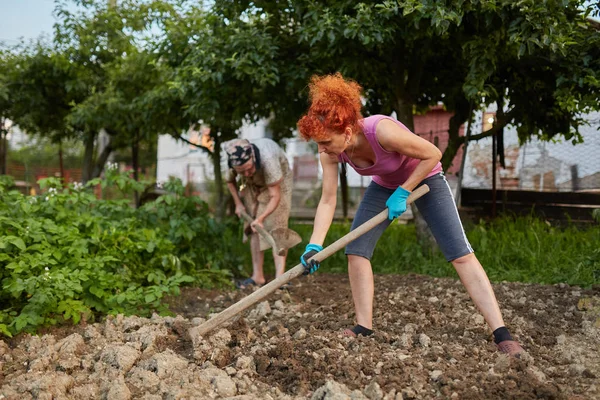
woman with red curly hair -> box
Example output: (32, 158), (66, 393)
(297, 73), (523, 357)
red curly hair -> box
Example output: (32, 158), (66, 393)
(297, 73), (363, 141)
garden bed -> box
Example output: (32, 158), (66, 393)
(1, 274), (599, 399)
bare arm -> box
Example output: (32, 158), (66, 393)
(226, 181), (246, 216)
(254, 182), (281, 225)
(308, 153), (339, 245)
(376, 119), (442, 191)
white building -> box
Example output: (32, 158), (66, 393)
(4, 121), (28, 150)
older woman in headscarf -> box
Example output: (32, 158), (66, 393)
(223, 138), (293, 289)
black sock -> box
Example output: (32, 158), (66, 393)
(493, 326), (513, 344)
(351, 324), (374, 336)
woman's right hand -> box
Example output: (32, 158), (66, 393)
(235, 203), (246, 217)
(300, 243), (324, 275)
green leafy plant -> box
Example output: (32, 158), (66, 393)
(0, 172), (236, 337)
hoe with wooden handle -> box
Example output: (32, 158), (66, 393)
(239, 210), (302, 256)
(195, 184), (430, 336)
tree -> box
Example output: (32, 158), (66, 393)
(441, 2), (600, 170)
(153, 3), (282, 216)
(296, 1), (600, 166)
(53, 0), (176, 182)
(0, 1), (153, 183)
(216, 1), (599, 164)
(209, 0), (600, 241)
(8, 137), (84, 170)
(0, 43), (87, 178)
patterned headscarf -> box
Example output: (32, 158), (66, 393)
(224, 139), (254, 167)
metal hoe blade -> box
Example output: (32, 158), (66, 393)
(270, 228), (302, 255)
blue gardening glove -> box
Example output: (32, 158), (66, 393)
(300, 243), (323, 275)
(386, 186), (411, 220)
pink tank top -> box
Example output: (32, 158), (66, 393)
(338, 115), (442, 189)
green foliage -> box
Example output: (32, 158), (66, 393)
(138, 178), (248, 274)
(0, 171), (235, 337)
(214, 0), (600, 169)
(286, 215), (600, 287)
(468, 216), (600, 285)
(8, 137), (84, 170)
(0, 43), (85, 143)
(2, 166), (596, 337)
(155, 2), (288, 215)
(1, 1), (181, 182)
(161, 4), (280, 131)
(2, 0), (598, 178)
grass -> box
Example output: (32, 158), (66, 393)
(253, 215), (600, 288)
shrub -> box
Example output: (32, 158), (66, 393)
(0, 172), (236, 337)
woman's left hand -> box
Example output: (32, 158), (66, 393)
(250, 218), (264, 232)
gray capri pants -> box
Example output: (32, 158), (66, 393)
(345, 172), (473, 262)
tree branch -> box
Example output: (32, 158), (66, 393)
(461, 109), (516, 144)
(175, 134), (213, 155)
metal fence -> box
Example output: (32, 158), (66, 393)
(462, 111), (600, 193)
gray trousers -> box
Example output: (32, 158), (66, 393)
(345, 173), (473, 262)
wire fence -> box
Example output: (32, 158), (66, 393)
(462, 111), (600, 193)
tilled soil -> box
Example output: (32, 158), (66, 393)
(1, 273), (599, 399)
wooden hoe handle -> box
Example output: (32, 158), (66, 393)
(195, 184), (430, 336)
(239, 210), (280, 251)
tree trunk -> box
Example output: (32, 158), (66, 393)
(492, 128), (497, 218)
(496, 96), (506, 169)
(441, 137), (464, 172)
(340, 163), (349, 219)
(442, 112), (510, 175)
(211, 129), (225, 219)
(441, 98), (471, 171)
(395, 98), (415, 131)
(58, 141), (65, 182)
(132, 138), (139, 207)
(0, 118), (7, 176)
(92, 136), (113, 179)
(455, 108), (475, 207)
(496, 97), (506, 214)
(81, 131), (96, 183)
(0, 132), (6, 176)
(394, 98), (436, 250)
(491, 96), (506, 218)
